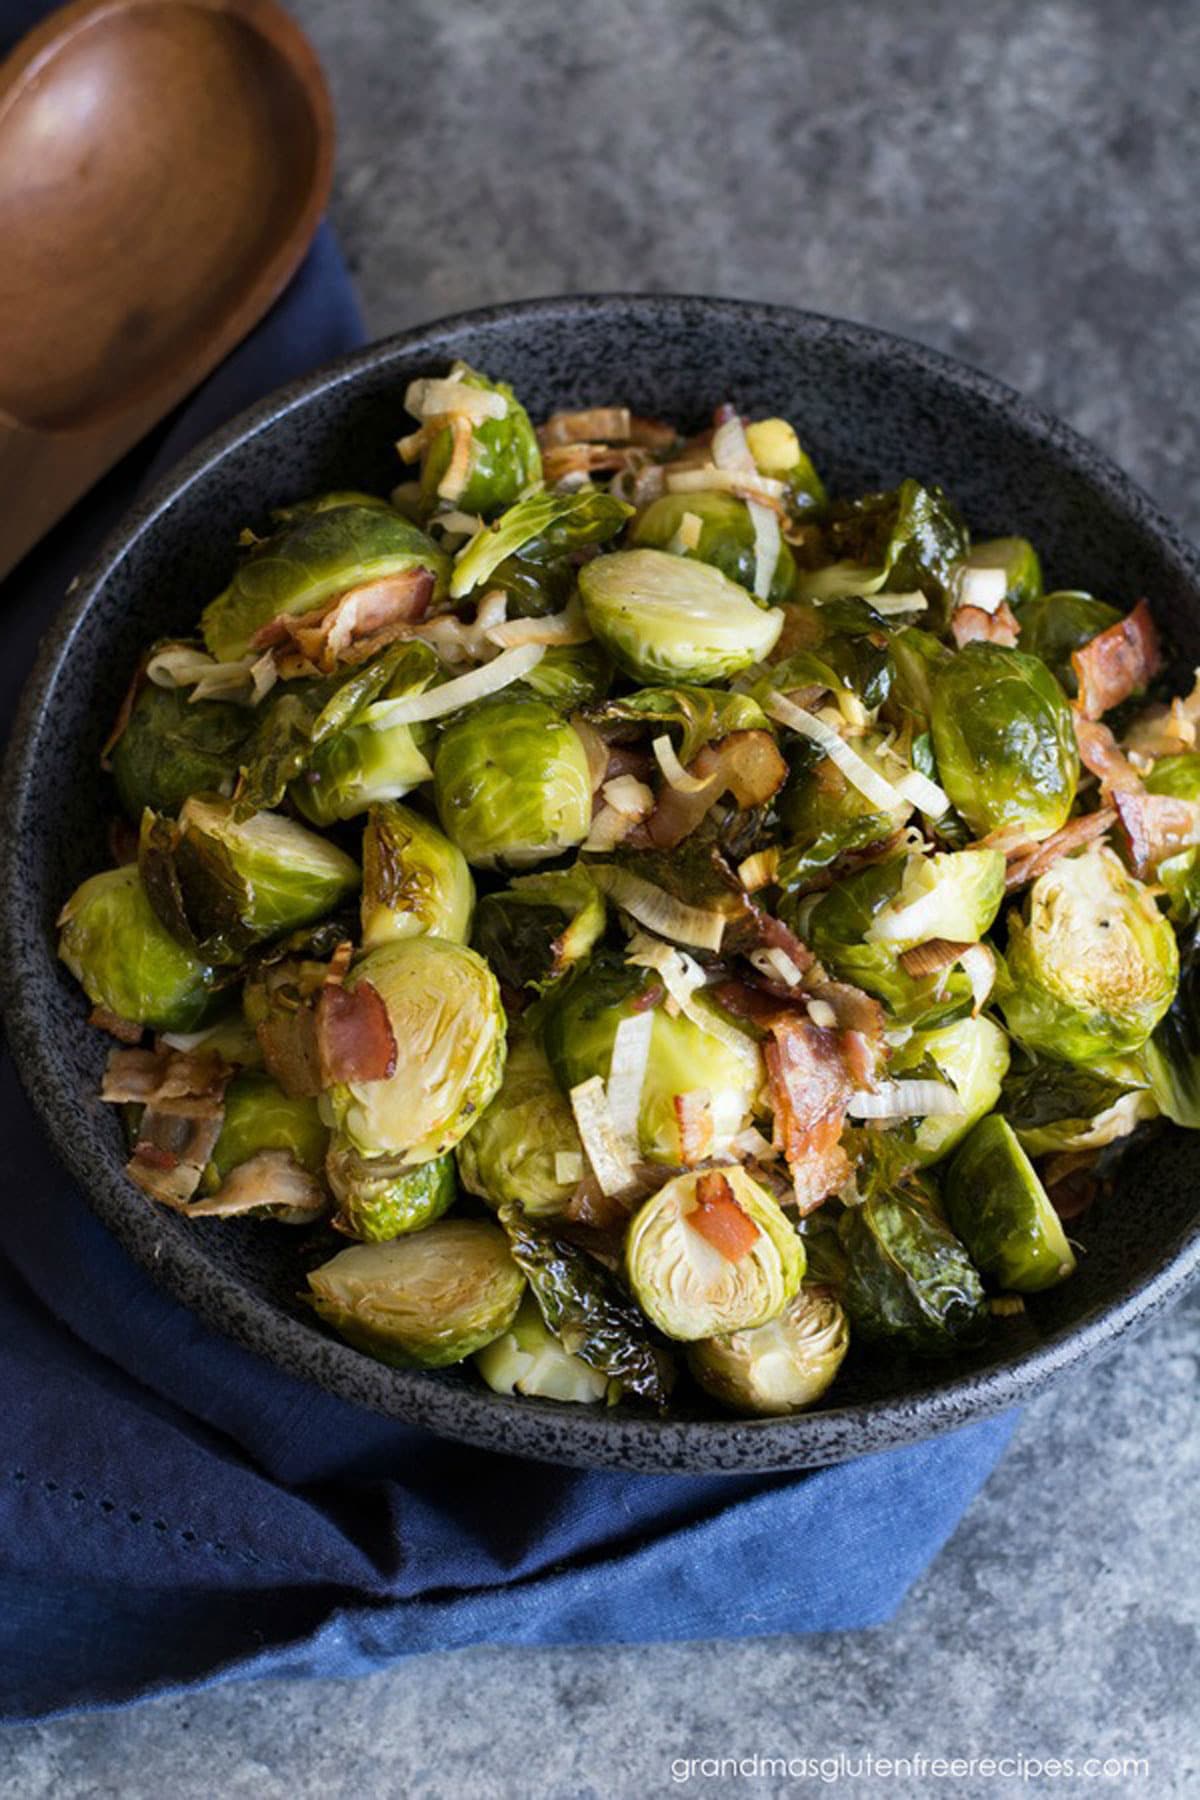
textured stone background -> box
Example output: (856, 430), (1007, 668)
(3, 0), (1198, 1794)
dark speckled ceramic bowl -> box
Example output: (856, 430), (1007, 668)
(4, 296), (1199, 1474)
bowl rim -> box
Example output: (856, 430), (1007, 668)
(5, 291), (1200, 1474)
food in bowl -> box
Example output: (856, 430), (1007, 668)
(55, 359), (1200, 1416)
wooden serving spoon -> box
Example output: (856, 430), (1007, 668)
(0, 0), (334, 578)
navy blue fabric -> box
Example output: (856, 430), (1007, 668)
(0, 0), (1016, 1724)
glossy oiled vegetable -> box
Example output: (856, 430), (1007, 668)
(323, 938), (506, 1166)
(944, 1116), (1076, 1291)
(687, 1286), (849, 1415)
(626, 1168), (804, 1341)
(434, 696), (593, 869)
(307, 1221), (524, 1367)
(69, 363), (1197, 1414)
(1000, 844), (1178, 1063)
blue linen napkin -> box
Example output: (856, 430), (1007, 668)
(0, 0), (1016, 1724)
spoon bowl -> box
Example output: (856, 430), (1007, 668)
(0, 0), (332, 573)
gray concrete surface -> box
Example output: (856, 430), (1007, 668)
(3, 0), (1199, 1793)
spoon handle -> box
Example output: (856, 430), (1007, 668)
(0, 406), (168, 581)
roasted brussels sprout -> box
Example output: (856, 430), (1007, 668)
(884, 626), (953, 729)
(791, 857), (978, 1026)
(457, 1027), (583, 1218)
(578, 549), (784, 684)
(744, 416), (827, 516)
(307, 1219), (524, 1367)
(501, 1204), (670, 1406)
(140, 797), (360, 963)
(929, 642), (1079, 838)
(999, 844), (1178, 1064)
(471, 866), (604, 1000)
(541, 954), (761, 1164)
(414, 364), (542, 517)
(433, 695), (593, 871)
(592, 683), (771, 765)
(687, 1284), (849, 1415)
(289, 651), (442, 825)
(795, 480), (968, 619)
(201, 503), (448, 663)
(864, 847), (1006, 952)
(631, 490), (796, 606)
(1144, 754), (1200, 925)
(204, 1069), (328, 1187)
(58, 865), (216, 1032)
(944, 1115), (1076, 1291)
(838, 1181), (987, 1354)
(475, 1293), (613, 1403)
(327, 1144), (456, 1241)
(323, 937), (507, 1166)
(519, 641), (613, 710)
(626, 1167), (804, 1341)
(110, 681), (252, 821)
(1000, 1061), (1156, 1155)
(360, 803), (474, 948)
(449, 486), (631, 598)
(892, 1016), (1011, 1164)
(954, 537), (1042, 612)
(777, 730), (910, 848)
(1016, 590), (1123, 697)
(1144, 921), (1200, 1127)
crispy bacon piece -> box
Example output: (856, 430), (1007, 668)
(315, 981), (397, 1086)
(1003, 808), (1117, 891)
(643, 730), (788, 850)
(542, 443), (646, 483)
(102, 1046), (232, 1208)
(1113, 789), (1200, 880)
(673, 1091), (714, 1167)
(89, 1005), (143, 1044)
(951, 600), (1020, 648)
(538, 407), (633, 447)
(1073, 715), (1144, 794)
(1072, 599), (1162, 721)
(763, 1021), (853, 1213)
(188, 1150), (326, 1221)
(254, 569), (435, 675)
(687, 1169), (760, 1262)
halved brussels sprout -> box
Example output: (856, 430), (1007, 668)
(578, 549), (784, 685)
(201, 504), (448, 663)
(838, 1181), (987, 1354)
(687, 1284), (849, 1415)
(204, 1070), (328, 1188)
(307, 1220), (524, 1367)
(892, 1016), (1011, 1164)
(471, 866), (604, 1001)
(864, 847), (1006, 952)
(591, 683), (771, 766)
(433, 696), (593, 870)
(541, 954), (762, 1164)
(744, 417), (827, 516)
(110, 681), (252, 821)
(631, 490), (796, 606)
(449, 486), (631, 598)
(456, 1027), (583, 1218)
(790, 857), (977, 1026)
(416, 365), (542, 517)
(944, 1115), (1076, 1291)
(626, 1167), (804, 1341)
(58, 865), (216, 1032)
(1001, 1061), (1156, 1155)
(795, 481), (968, 618)
(500, 1204), (671, 1406)
(475, 1293), (613, 1403)
(999, 844), (1178, 1063)
(777, 730), (910, 854)
(1144, 753), (1200, 924)
(1143, 921), (1200, 1127)
(1016, 591), (1122, 697)
(323, 937), (507, 1166)
(360, 803), (474, 949)
(954, 537), (1042, 612)
(929, 643), (1079, 839)
(140, 797), (360, 963)
(327, 1143), (456, 1241)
